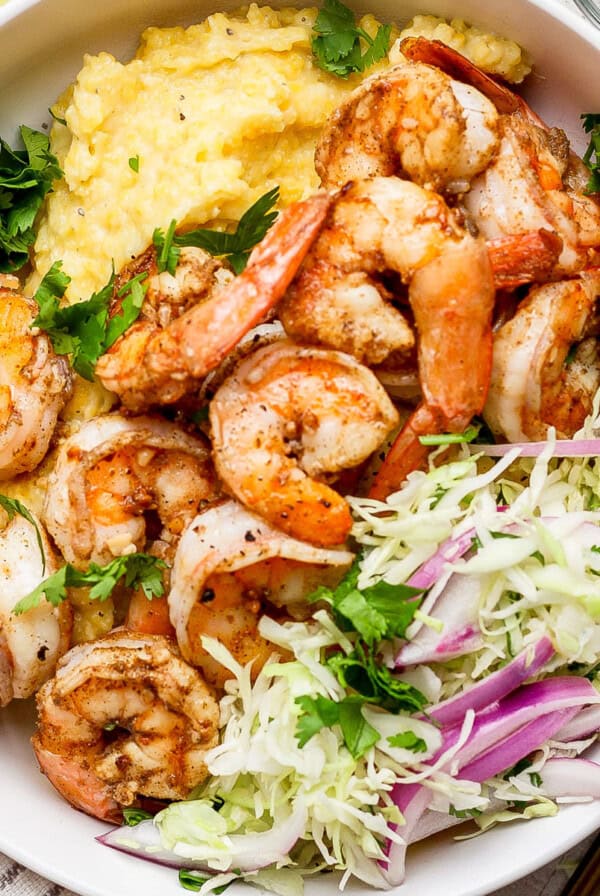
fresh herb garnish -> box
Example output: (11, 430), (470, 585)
(0, 495), (45, 573)
(448, 805), (483, 819)
(48, 108), (67, 127)
(153, 218), (179, 276)
(387, 730), (428, 752)
(582, 113), (600, 194)
(173, 186), (280, 275)
(418, 424), (481, 446)
(179, 870), (234, 893)
(128, 155), (140, 173)
(295, 694), (379, 758)
(311, 553), (422, 644)
(0, 126), (63, 272)
(32, 261), (147, 380)
(311, 0), (391, 78)
(122, 808), (154, 826)
(13, 552), (166, 615)
(327, 643), (427, 713)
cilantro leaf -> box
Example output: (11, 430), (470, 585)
(581, 113), (600, 194)
(0, 495), (45, 573)
(327, 645), (428, 713)
(174, 187), (279, 274)
(387, 730), (427, 752)
(122, 808), (154, 826)
(153, 218), (180, 276)
(312, 554), (422, 644)
(179, 870), (233, 894)
(0, 126), (63, 272)
(311, 0), (390, 78)
(12, 552), (166, 615)
(294, 694), (379, 758)
(32, 262), (147, 380)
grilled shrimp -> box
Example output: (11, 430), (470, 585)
(43, 414), (218, 567)
(315, 60), (499, 194)
(94, 194), (332, 412)
(169, 499), (353, 686)
(280, 176), (497, 366)
(0, 510), (71, 706)
(210, 340), (398, 546)
(0, 275), (72, 479)
(399, 38), (600, 275)
(485, 271), (600, 442)
(32, 630), (218, 821)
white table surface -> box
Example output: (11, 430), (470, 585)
(1, 0), (598, 893)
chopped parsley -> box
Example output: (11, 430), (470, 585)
(169, 186), (280, 275)
(0, 495), (45, 573)
(153, 218), (179, 276)
(122, 808), (154, 826)
(32, 261), (147, 380)
(582, 113), (600, 194)
(418, 424), (481, 446)
(387, 730), (428, 752)
(12, 552), (166, 615)
(295, 556), (428, 753)
(0, 126), (63, 272)
(128, 155), (140, 173)
(311, 0), (391, 78)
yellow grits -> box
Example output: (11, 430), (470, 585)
(29, 4), (396, 303)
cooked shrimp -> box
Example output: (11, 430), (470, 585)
(32, 630), (218, 821)
(315, 59), (499, 194)
(280, 177), (538, 367)
(209, 340), (398, 545)
(43, 414), (218, 567)
(0, 275), (72, 479)
(95, 193), (332, 412)
(342, 182), (494, 499)
(484, 271), (600, 442)
(168, 499), (353, 685)
(0, 509), (72, 706)
(463, 115), (600, 275)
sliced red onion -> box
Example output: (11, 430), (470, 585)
(98, 801), (307, 873)
(428, 636), (554, 727)
(458, 708), (578, 783)
(395, 573), (483, 666)
(449, 677), (599, 771)
(538, 758), (600, 798)
(553, 705), (600, 742)
(406, 527), (476, 590)
(475, 439), (600, 458)
(382, 676), (599, 885)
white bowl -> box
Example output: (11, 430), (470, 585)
(0, 1), (599, 895)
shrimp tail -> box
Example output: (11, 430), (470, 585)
(400, 37), (546, 127)
(96, 192), (332, 410)
(370, 237), (494, 500)
(32, 743), (122, 822)
(488, 229), (564, 290)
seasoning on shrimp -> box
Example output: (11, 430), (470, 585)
(168, 498), (354, 685)
(43, 413), (219, 568)
(0, 507), (72, 706)
(0, 275), (72, 480)
(209, 340), (399, 545)
(33, 631), (219, 821)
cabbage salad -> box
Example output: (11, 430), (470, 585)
(100, 417), (600, 894)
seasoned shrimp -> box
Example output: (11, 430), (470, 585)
(315, 59), (499, 194)
(463, 115), (600, 276)
(43, 414), (218, 567)
(0, 275), (72, 479)
(169, 499), (353, 685)
(0, 510), (72, 706)
(210, 340), (398, 546)
(280, 176), (526, 367)
(32, 630), (218, 821)
(95, 193), (332, 412)
(484, 271), (600, 442)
